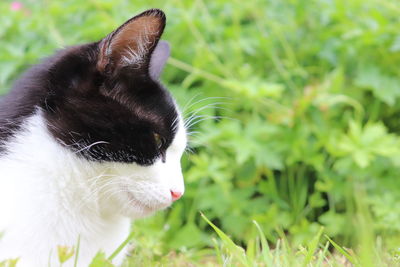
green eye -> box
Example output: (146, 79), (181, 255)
(153, 133), (165, 149)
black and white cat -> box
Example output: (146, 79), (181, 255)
(0, 9), (186, 266)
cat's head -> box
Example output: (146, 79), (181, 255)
(41, 9), (186, 218)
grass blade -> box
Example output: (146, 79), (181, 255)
(302, 227), (324, 266)
(253, 221), (274, 266)
(74, 236), (81, 267)
(325, 235), (357, 265)
(108, 231), (135, 261)
(201, 212), (250, 266)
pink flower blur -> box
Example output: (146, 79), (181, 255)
(10, 2), (23, 11)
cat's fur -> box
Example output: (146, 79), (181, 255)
(0, 9), (186, 266)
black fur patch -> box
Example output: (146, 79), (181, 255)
(0, 9), (179, 165)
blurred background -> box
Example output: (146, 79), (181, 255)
(1, 0), (400, 265)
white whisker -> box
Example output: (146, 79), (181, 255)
(74, 141), (110, 154)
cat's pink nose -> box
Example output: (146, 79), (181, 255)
(170, 190), (183, 201)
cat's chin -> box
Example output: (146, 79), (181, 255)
(120, 189), (171, 219)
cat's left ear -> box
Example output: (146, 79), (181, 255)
(97, 9), (167, 77)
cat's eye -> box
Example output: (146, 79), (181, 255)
(153, 133), (165, 149)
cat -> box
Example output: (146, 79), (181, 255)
(0, 8), (187, 267)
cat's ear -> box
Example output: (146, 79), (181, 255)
(97, 9), (166, 76)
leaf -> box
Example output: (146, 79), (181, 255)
(89, 252), (114, 267)
(328, 120), (400, 168)
(0, 259), (19, 267)
(353, 150), (371, 168)
(168, 223), (204, 249)
(319, 212), (347, 236)
(57, 245), (75, 264)
(355, 65), (400, 106)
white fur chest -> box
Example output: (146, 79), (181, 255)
(0, 113), (131, 266)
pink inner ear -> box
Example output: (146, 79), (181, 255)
(149, 41), (170, 80)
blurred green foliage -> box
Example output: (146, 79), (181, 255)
(1, 0), (400, 263)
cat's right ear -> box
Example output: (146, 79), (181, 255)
(97, 9), (166, 75)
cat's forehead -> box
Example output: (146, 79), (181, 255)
(109, 80), (178, 131)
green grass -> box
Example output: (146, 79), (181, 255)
(3, 212), (396, 266)
(2, 0), (400, 266)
